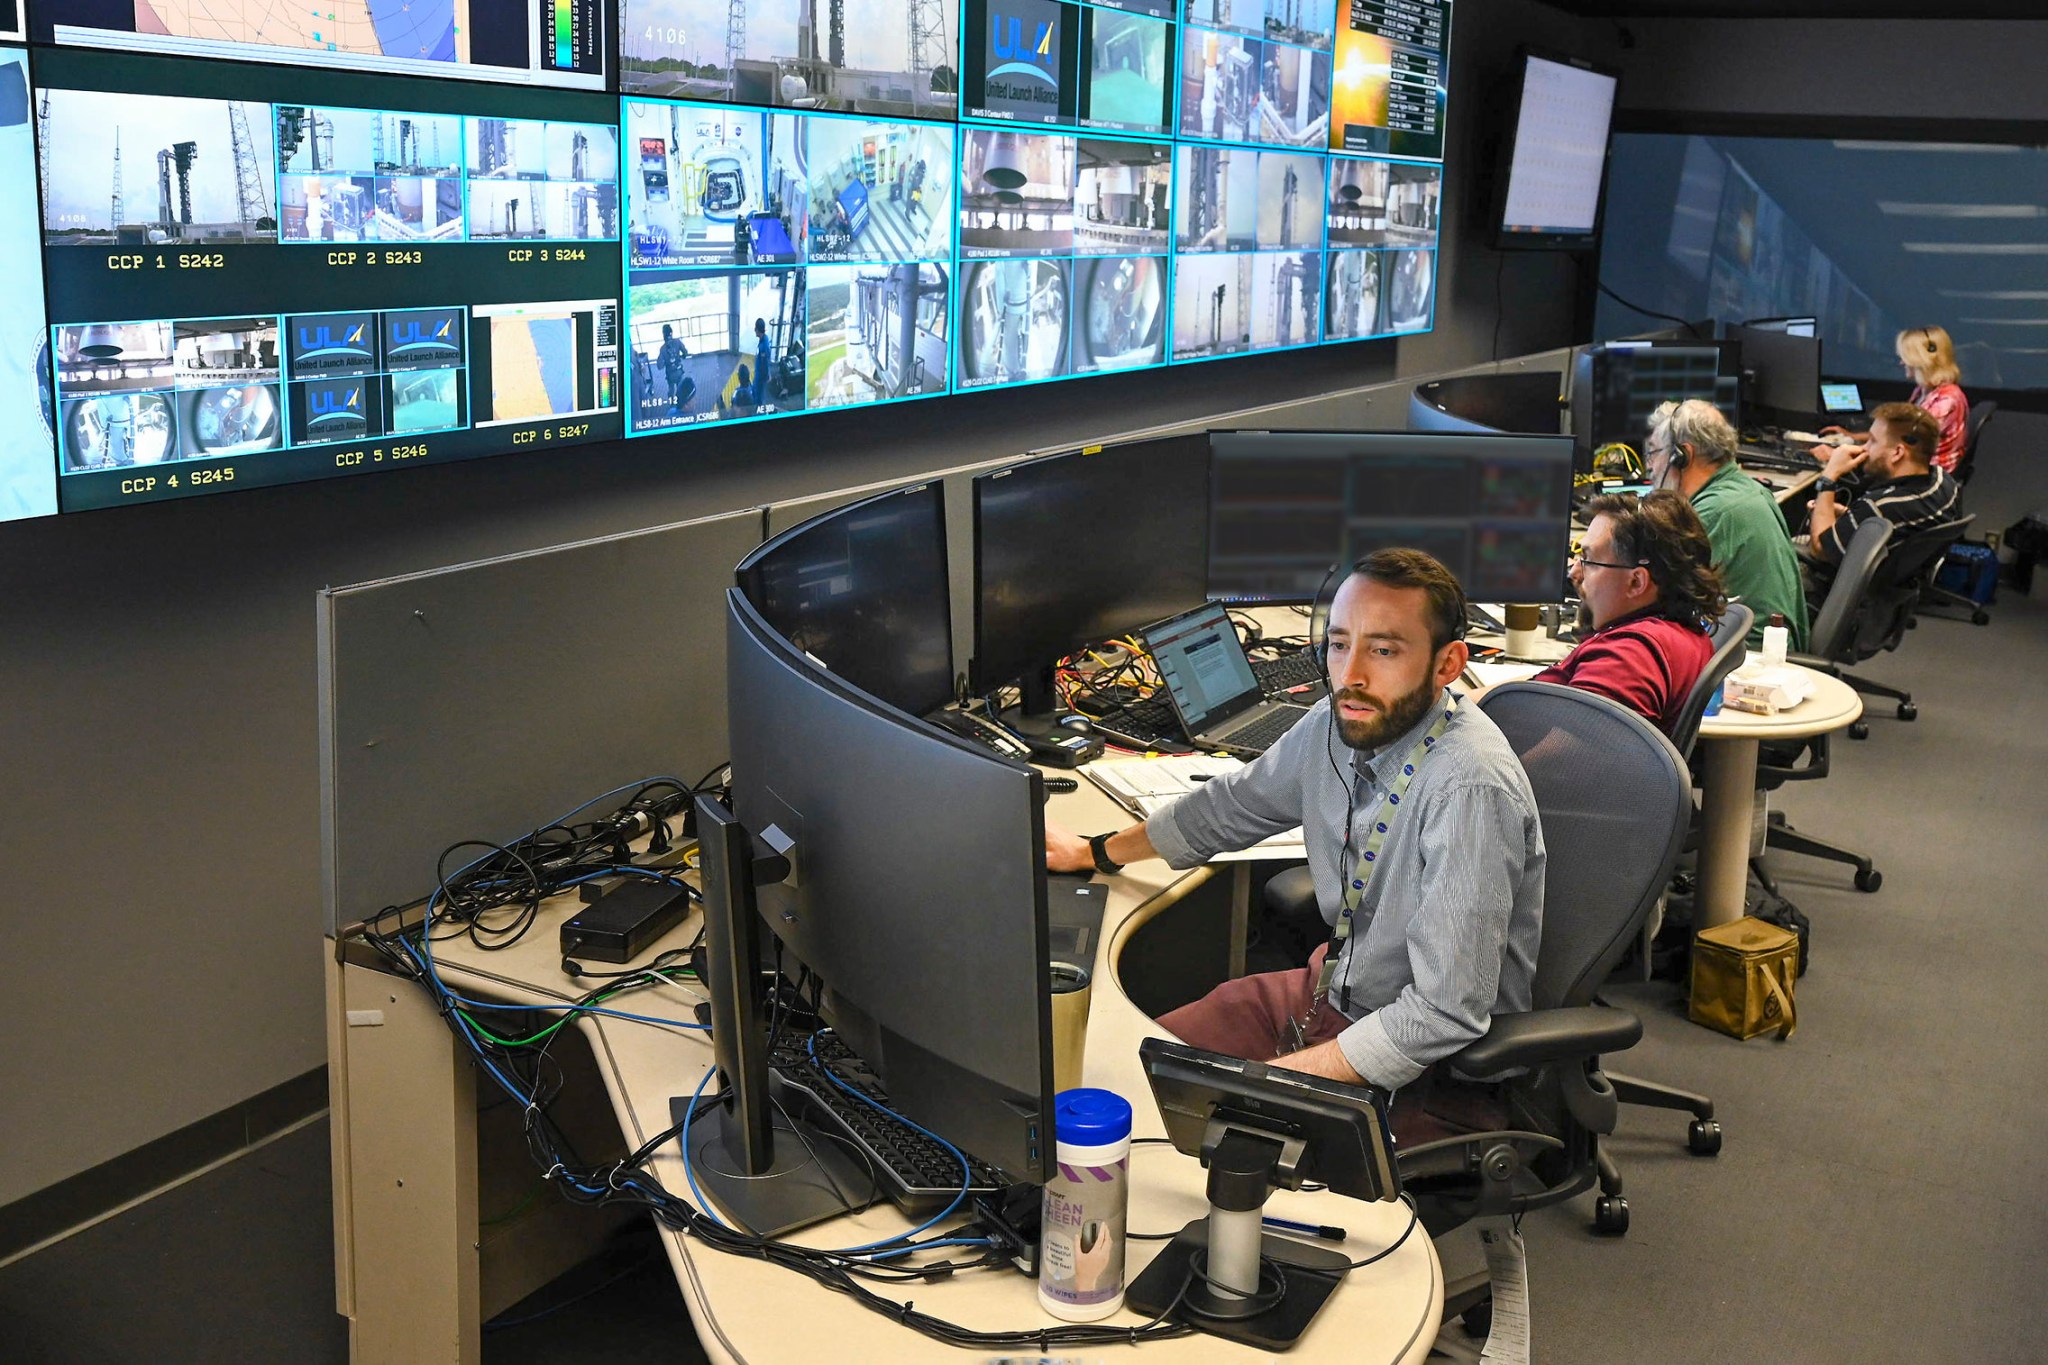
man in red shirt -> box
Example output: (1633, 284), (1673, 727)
(1532, 491), (1725, 738)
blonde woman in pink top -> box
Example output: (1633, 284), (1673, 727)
(1822, 325), (1972, 474)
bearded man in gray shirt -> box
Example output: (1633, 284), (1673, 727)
(1047, 549), (1546, 1143)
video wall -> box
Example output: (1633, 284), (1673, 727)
(0, 0), (1450, 522)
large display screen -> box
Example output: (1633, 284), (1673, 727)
(624, 100), (956, 431)
(0, 1), (1450, 520)
(622, 0), (955, 118)
(955, 129), (1170, 388)
(37, 49), (623, 511)
(35, 0), (607, 89)
(0, 46), (55, 523)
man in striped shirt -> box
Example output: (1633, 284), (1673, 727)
(1802, 401), (1962, 602)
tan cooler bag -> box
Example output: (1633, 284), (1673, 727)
(1689, 917), (1799, 1041)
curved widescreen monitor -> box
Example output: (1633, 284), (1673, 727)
(735, 480), (955, 718)
(725, 587), (1053, 1184)
(1409, 373), (1565, 436)
(1208, 428), (1577, 604)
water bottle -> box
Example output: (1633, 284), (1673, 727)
(1038, 1089), (1132, 1322)
(1761, 612), (1789, 666)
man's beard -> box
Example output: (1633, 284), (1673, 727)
(1332, 674), (1441, 751)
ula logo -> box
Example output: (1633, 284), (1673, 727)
(389, 317), (457, 354)
(309, 386), (364, 424)
(297, 321), (369, 354)
(989, 13), (1056, 85)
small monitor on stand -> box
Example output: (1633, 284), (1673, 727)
(1124, 1038), (1402, 1350)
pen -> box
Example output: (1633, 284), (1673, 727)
(1192, 773), (1213, 782)
(1262, 1215), (1346, 1242)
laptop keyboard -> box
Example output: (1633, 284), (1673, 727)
(1087, 695), (1182, 747)
(1220, 706), (1308, 753)
(1252, 649), (1324, 694)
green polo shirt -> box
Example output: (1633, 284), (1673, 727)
(1689, 460), (1809, 650)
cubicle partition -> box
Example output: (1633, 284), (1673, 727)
(317, 507), (764, 935)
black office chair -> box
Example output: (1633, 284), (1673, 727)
(1949, 398), (1996, 486)
(1394, 684), (1691, 1338)
(1670, 602), (1755, 763)
(1744, 519), (1897, 907)
(1800, 514), (1970, 727)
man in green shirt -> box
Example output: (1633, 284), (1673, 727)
(1645, 399), (1809, 650)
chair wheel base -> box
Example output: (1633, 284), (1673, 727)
(1897, 702), (1917, 721)
(1855, 867), (1883, 893)
(1593, 1196), (1629, 1236)
(1848, 721), (1870, 741)
(1972, 610), (1990, 626)
(1688, 1119), (1723, 1156)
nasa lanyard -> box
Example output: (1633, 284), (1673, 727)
(1312, 697), (1457, 1008)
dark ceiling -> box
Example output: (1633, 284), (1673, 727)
(1542, 1), (2048, 17)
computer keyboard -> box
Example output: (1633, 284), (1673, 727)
(1252, 649), (1325, 694)
(771, 1031), (1010, 1214)
(1219, 705), (1309, 753)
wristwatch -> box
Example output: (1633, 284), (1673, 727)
(1813, 476), (1840, 494)
(1087, 832), (1124, 875)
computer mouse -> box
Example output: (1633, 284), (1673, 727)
(1058, 714), (1094, 730)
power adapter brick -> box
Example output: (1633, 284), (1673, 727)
(559, 878), (692, 964)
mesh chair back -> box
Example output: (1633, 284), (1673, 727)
(1476, 682), (1692, 1010)
(1853, 513), (1976, 656)
(1956, 400), (1996, 484)
(1667, 602), (1753, 761)
(1807, 517), (1893, 661)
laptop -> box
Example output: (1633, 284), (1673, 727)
(1820, 382), (1864, 415)
(1140, 603), (1315, 757)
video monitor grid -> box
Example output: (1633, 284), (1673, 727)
(33, 0), (608, 90)
(623, 0), (956, 118)
(959, 0), (1176, 137)
(623, 99), (960, 433)
(955, 128), (1171, 388)
(0, 47), (55, 524)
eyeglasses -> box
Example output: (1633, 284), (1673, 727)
(1572, 550), (1646, 571)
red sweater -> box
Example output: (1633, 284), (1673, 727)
(1531, 610), (1715, 738)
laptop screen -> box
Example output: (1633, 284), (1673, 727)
(1821, 383), (1863, 413)
(1144, 604), (1263, 735)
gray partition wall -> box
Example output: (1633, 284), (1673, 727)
(318, 508), (763, 933)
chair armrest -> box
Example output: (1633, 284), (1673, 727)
(1452, 1006), (1642, 1075)
(1786, 652), (1841, 676)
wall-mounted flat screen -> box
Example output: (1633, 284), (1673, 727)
(1495, 49), (1619, 250)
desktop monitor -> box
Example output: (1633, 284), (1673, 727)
(1569, 343), (1741, 469)
(735, 481), (955, 719)
(692, 589), (1053, 1234)
(1821, 382), (1864, 415)
(1726, 323), (1823, 422)
(971, 433), (1211, 723)
(1208, 429), (1577, 604)
(1493, 48), (1621, 252)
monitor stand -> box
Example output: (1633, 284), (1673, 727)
(672, 1091), (877, 1239)
(994, 665), (1104, 768)
(1124, 1129), (1352, 1351)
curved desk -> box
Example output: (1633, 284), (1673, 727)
(327, 780), (1442, 1363)
(1693, 667), (1863, 927)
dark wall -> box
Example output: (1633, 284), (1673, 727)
(0, 0), (1611, 1207)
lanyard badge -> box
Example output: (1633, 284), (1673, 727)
(1311, 699), (1457, 1006)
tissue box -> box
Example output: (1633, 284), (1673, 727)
(1722, 663), (1812, 715)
